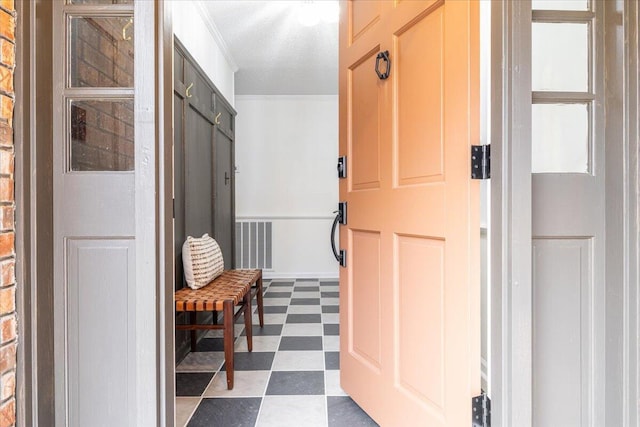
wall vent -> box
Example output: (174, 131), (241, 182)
(235, 221), (273, 269)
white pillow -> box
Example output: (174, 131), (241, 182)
(182, 234), (225, 289)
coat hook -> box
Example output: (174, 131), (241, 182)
(185, 83), (194, 98)
(214, 112), (222, 125)
(122, 18), (133, 41)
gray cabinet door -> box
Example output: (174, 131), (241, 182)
(214, 125), (234, 270)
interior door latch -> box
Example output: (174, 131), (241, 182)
(337, 156), (347, 179)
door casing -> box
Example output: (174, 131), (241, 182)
(12, 1), (640, 426)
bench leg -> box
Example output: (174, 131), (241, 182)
(212, 310), (218, 325)
(257, 276), (264, 327)
(223, 300), (234, 390)
(190, 312), (197, 352)
(244, 291), (253, 352)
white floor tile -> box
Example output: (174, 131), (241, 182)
(263, 298), (291, 306)
(292, 292), (321, 298)
(235, 335), (281, 352)
(271, 350), (325, 371)
(322, 313), (340, 324)
(175, 397), (200, 427)
(176, 351), (225, 372)
(323, 336), (340, 351)
(324, 370), (348, 396)
(282, 323), (323, 337)
(257, 396), (327, 427)
(203, 370), (270, 398)
(287, 305), (322, 314)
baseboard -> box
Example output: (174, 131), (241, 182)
(263, 271), (339, 280)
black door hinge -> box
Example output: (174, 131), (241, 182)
(472, 392), (491, 427)
(337, 156), (347, 179)
(471, 145), (490, 179)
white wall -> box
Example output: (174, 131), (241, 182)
(171, 1), (236, 104)
(235, 95), (339, 279)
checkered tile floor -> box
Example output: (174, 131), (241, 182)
(175, 279), (379, 427)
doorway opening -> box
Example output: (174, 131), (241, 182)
(169, 1), (492, 425)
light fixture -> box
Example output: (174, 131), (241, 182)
(297, 1), (339, 27)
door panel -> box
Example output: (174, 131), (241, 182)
(397, 235), (444, 410)
(533, 238), (592, 426)
(67, 239), (134, 426)
(339, 1), (480, 425)
(350, 229), (382, 369)
(350, 51), (381, 191)
(184, 105), (214, 239)
(396, 8), (444, 185)
(351, 1), (382, 44)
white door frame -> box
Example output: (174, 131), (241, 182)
(489, 1), (640, 426)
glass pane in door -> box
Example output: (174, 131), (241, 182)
(532, 22), (589, 92)
(69, 16), (134, 87)
(532, 103), (589, 173)
(69, 99), (135, 171)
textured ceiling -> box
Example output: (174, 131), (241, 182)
(201, 0), (339, 95)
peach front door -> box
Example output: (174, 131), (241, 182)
(338, 1), (480, 425)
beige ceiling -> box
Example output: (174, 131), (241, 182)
(201, 0), (339, 96)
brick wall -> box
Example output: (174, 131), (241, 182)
(0, 0), (16, 426)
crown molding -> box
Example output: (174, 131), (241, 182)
(194, 0), (239, 72)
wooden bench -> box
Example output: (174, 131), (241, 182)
(175, 269), (264, 389)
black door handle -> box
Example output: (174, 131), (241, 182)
(331, 203), (347, 267)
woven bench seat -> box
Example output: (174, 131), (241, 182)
(175, 269), (264, 389)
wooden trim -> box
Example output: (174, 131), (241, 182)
(14, 0), (32, 424)
(490, 0), (533, 425)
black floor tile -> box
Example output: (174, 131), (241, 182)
(322, 305), (339, 313)
(294, 286), (320, 292)
(320, 281), (339, 286)
(321, 291), (340, 298)
(266, 371), (325, 395)
(188, 397), (261, 427)
(325, 351), (340, 370)
(221, 351), (275, 371)
(327, 396), (379, 426)
(195, 338), (224, 352)
(241, 324), (283, 336)
(324, 324), (340, 336)
(270, 281), (294, 286)
(286, 314), (322, 324)
(264, 291), (292, 298)
(297, 278), (318, 282)
(290, 298), (321, 305)
(279, 336), (323, 351)
(176, 372), (214, 396)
